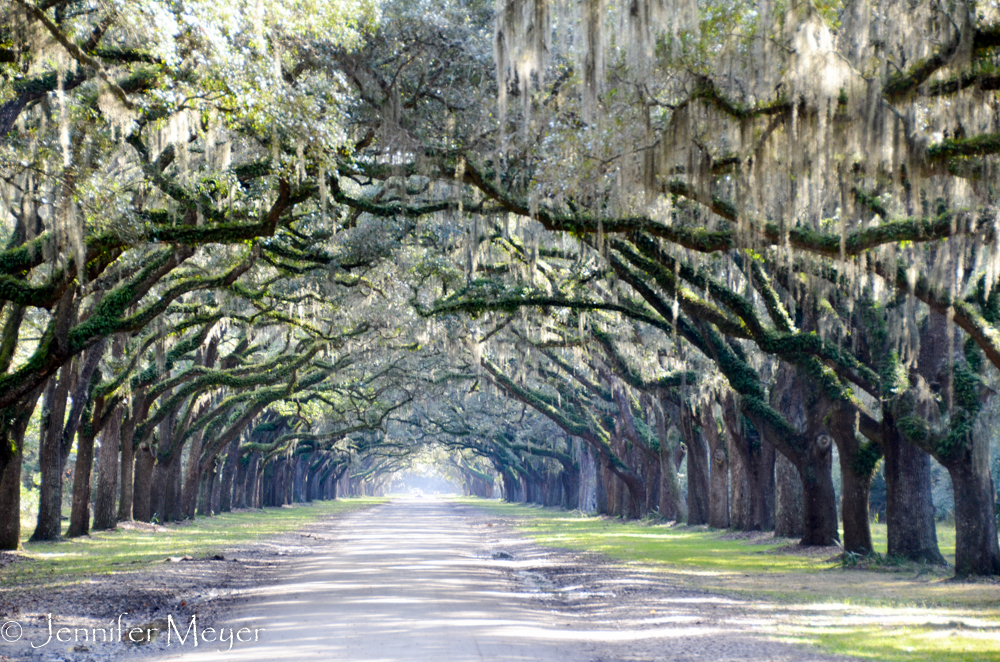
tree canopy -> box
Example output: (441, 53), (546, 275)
(2, 0), (1000, 578)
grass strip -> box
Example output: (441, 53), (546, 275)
(459, 498), (1000, 662)
(3, 498), (385, 588)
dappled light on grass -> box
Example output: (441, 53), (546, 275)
(460, 498), (1000, 662)
(777, 625), (1000, 662)
(867, 522), (957, 560)
(477, 501), (823, 575)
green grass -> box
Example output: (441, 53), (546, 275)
(802, 626), (1000, 662)
(463, 497), (822, 575)
(3, 498), (385, 588)
(459, 498), (1000, 662)
(869, 521), (957, 559)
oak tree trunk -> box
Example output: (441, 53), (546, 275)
(827, 404), (876, 554)
(681, 406), (710, 525)
(31, 364), (73, 542)
(882, 411), (944, 563)
(197, 464), (214, 516)
(561, 463), (580, 510)
(704, 407), (729, 529)
(233, 454), (248, 508)
(293, 455), (306, 503)
(774, 451), (803, 538)
(219, 440), (239, 512)
(67, 441), (94, 537)
(132, 443), (155, 522)
(749, 439), (776, 531)
(658, 442), (686, 522)
(168, 444), (184, 521)
(117, 392), (148, 522)
(67, 401), (101, 538)
(92, 402), (123, 530)
(595, 457), (608, 514)
(800, 435), (839, 546)
(642, 448), (660, 515)
(181, 430), (205, 519)
(727, 425), (751, 529)
(0, 396), (40, 550)
(211, 464), (222, 513)
(946, 435), (1000, 576)
(148, 454), (171, 523)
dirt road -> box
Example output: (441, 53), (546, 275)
(149, 497), (855, 662)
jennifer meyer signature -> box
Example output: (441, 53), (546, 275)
(1, 613), (264, 652)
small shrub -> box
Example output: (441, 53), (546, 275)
(839, 550), (908, 569)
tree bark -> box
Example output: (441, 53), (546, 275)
(33, 319), (107, 541)
(247, 452), (262, 508)
(117, 418), (136, 521)
(657, 431), (686, 522)
(910, 309), (995, 574)
(264, 461), (277, 506)
(67, 436), (95, 537)
(168, 444), (184, 522)
(763, 365), (835, 542)
(681, 405), (710, 525)
(293, 455), (306, 503)
(197, 462), (214, 516)
(606, 440), (623, 516)
(283, 459), (294, 505)
(219, 440), (239, 512)
(117, 392), (147, 521)
(0, 434), (25, 549)
(233, 452), (248, 508)
(774, 451), (803, 538)
(31, 362), (73, 541)
(800, 435), (839, 546)
(721, 394), (775, 530)
(181, 430), (205, 519)
(210, 463), (222, 513)
(827, 404), (876, 554)
(148, 416), (180, 522)
(149, 454), (170, 523)
(560, 461), (580, 510)
(63, 334), (111, 538)
(0, 395), (41, 550)
(750, 439), (776, 531)
(132, 443), (155, 522)
(704, 406), (730, 529)
(727, 418), (751, 529)
(307, 461), (322, 501)
(839, 454), (875, 552)
(947, 454), (1000, 576)
(92, 402), (123, 530)
(641, 447), (659, 515)
(595, 456), (608, 514)
(883, 411), (945, 563)
(67, 398), (103, 538)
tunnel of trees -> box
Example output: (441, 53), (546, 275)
(1, 0), (1000, 577)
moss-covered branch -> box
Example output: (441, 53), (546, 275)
(927, 132), (1000, 161)
(884, 34), (961, 98)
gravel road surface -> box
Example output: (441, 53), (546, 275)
(142, 497), (859, 662)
